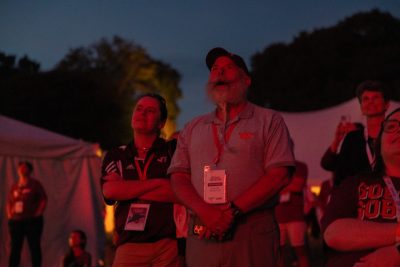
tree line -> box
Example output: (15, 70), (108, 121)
(1, 9), (399, 149)
(248, 9), (400, 111)
(0, 37), (182, 149)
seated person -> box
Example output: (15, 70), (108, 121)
(62, 229), (91, 267)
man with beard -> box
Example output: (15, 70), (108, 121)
(168, 47), (295, 267)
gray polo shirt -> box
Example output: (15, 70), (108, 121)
(168, 102), (295, 204)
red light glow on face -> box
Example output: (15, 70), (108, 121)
(207, 57), (250, 105)
(68, 232), (82, 247)
(360, 91), (388, 117)
(209, 56), (243, 87)
(131, 96), (164, 134)
(17, 164), (31, 177)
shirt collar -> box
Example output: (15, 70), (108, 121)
(204, 101), (254, 124)
(128, 137), (166, 153)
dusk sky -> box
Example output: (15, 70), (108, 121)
(1, 1), (399, 128)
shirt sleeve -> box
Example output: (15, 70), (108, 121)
(320, 147), (338, 171)
(168, 121), (193, 175)
(335, 130), (364, 183)
(100, 149), (121, 205)
(263, 112), (295, 172)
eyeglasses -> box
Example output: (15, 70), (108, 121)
(382, 119), (400, 133)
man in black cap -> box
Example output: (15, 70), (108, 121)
(168, 47), (295, 266)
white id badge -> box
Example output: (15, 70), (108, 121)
(14, 201), (23, 213)
(203, 166), (227, 204)
(124, 203), (150, 231)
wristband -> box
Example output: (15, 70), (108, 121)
(229, 201), (242, 218)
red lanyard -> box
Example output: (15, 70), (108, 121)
(212, 122), (237, 165)
(383, 176), (400, 222)
(134, 154), (155, 180)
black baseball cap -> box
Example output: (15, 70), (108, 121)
(206, 47), (250, 76)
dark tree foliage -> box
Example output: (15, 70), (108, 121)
(0, 37), (182, 149)
(0, 52), (40, 74)
(248, 9), (400, 111)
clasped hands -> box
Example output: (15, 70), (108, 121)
(197, 203), (236, 241)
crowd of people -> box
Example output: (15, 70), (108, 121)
(6, 47), (400, 267)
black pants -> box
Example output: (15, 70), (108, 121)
(8, 216), (44, 267)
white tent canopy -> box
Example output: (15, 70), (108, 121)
(281, 98), (400, 187)
(0, 115), (105, 267)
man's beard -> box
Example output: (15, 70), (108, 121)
(206, 79), (247, 105)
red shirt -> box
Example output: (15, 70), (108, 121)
(8, 178), (47, 220)
(321, 174), (400, 267)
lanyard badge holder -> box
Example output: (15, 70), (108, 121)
(124, 153), (155, 231)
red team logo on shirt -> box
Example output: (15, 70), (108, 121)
(358, 182), (397, 220)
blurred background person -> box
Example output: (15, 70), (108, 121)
(315, 176), (334, 225)
(276, 161), (310, 267)
(327, 80), (390, 186)
(6, 161), (47, 267)
(62, 230), (91, 267)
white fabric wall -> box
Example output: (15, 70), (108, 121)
(0, 115), (105, 267)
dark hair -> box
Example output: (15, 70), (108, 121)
(355, 80), (388, 102)
(18, 161), (33, 172)
(373, 107), (400, 175)
(135, 93), (168, 122)
(70, 229), (87, 249)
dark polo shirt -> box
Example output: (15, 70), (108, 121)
(101, 138), (176, 246)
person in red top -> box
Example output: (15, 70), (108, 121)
(7, 161), (47, 267)
(321, 107), (400, 267)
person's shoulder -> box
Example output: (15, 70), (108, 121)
(30, 177), (44, 186)
(104, 143), (130, 157)
(248, 102), (283, 120)
(340, 171), (378, 188)
(250, 102), (276, 114)
(355, 171), (382, 184)
(189, 112), (212, 123)
(181, 112), (213, 130)
(166, 138), (177, 149)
